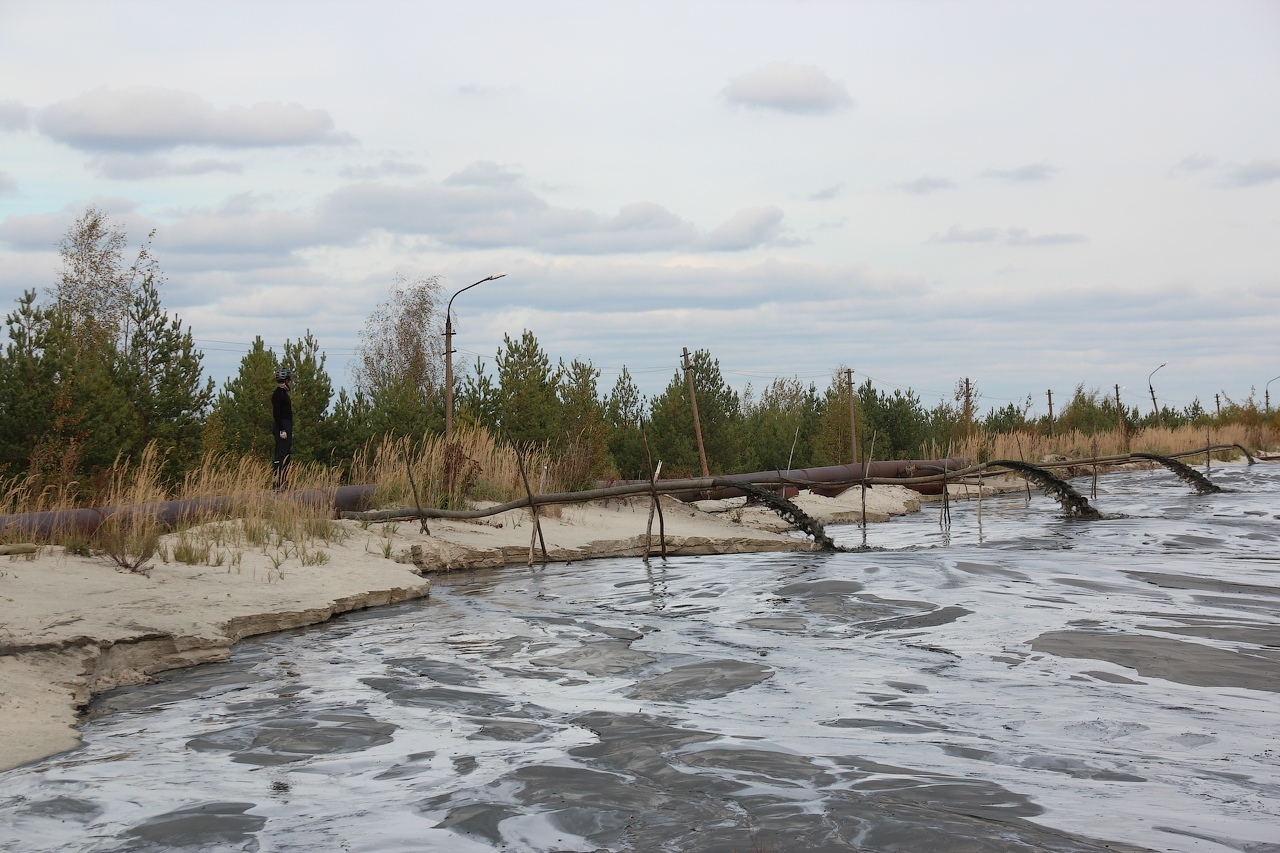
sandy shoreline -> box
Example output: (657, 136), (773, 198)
(0, 482), (975, 772)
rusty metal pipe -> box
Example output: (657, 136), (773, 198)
(600, 458), (970, 500)
(0, 485), (378, 541)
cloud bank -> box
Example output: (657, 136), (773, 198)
(982, 163), (1058, 183)
(930, 225), (1087, 246)
(37, 87), (353, 152)
(0, 162), (791, 259)
(1222, 159), (1280, 188)
(0, 100), (31, 132)
(723, 62), (853, 114)
(89, 154), (244, 180)
(900, 176), (955, 194)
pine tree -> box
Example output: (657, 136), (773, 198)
(555, 357), (611, 485)
(0, 291), (133, 484)
(119, 274), (214, 478)
(206, 337), (279, 459)
(646, 349), (742, 476)
(317, 388), (374, 471)
(606, 366), (648, 479)
(281, 331), (333, 464)
(457, 357), (500, 434)
(362, 372), (444, 441)
(494, 330), (559, 446)
(741, 377), (821, 471)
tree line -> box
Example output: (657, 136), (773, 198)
(2, 209), (1272, 501)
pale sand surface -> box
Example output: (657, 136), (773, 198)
(0, 488), (921, 772)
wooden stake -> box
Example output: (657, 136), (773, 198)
(1091, 440), (1099, 500)
(846, 368), (859, 464)
(401, 440), (429, 535)
(529, 464), (548, 565)
(976, 470), (983, 530)
(644, 461), (663, 563)
(862, 432), (877, 548)
(682, 347), (710, 479)
(1014, 433), (1032, 501)
(641, 420), (666, 559)
(505, 429), (548, 566)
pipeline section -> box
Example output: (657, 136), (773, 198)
(0, 445), (1258, 539)
(0, 485), (377, 541)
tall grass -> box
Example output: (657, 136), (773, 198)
(933, 422), (1274, 464)
(0, 426), (556, 570)
(0, 444), (348, 570)
(95, 444), (168, 571)
(350, 425), (561, 510)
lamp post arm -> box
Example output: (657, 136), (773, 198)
(447, 273), (507, 327)
(1147, 362), (1167, 426)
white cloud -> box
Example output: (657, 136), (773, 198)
(441, 161), (523, 188)
(89, 154), (243, 180)
(0, 99), (31, 132)
(930, 225), (1086, 246)
(162, 208), (345, 257)
(1004, 227), (1087, 247)
(1169, 153), (1216, 175)
(320, 170), (782, 254)
(0, 172), (17, 196)
(0, 198), (144, 251)
(930, 225), (1003, 244)
(809, 184), (843, 201)
(982, 163), (1059, 183)
(900, 176), (955, 194)
(339, 160), (428, 180)
(723, 62), (853, 114)
(1221, 159), (1280, 188)
(36, 87), (353, 152)
(3, 167), (788, 270)
(699, 206), (785, 251)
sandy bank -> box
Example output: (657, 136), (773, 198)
(0, 487), (921, 772)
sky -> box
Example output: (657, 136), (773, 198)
(1, 0), (1278, 417)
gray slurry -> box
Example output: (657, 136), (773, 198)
(3, 464), (1280, 851)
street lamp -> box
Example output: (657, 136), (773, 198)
(1147, 362), (1168, 427)
(1267, 374), (1280, 415)
(444, 273), (505, 441)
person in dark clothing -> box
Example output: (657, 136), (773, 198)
(272, 368), (293, 489)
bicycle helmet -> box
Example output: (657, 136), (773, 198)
(275, 368), (293, 383)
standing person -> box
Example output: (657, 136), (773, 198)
(272, 368), (293, 489)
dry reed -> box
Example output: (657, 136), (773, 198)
(940, 422), (1275, 465)
(94, 444), (168, 571)
(349, 425), (560, 511)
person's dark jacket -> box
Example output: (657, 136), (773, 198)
(272, 385), (293, 434)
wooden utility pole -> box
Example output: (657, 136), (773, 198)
(846, 368), (859, 465)
(1115, 384), (1124, 435)
(682, 347), (710, 478)
(444, 320), (455, 440)
(444, 273), (505, 441)
(1046, 389), (1054, 438)
(963, 377), (973, 440)
(1215, 393), (1221, 417)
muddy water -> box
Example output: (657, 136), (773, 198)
(3, 464), (1279, 852)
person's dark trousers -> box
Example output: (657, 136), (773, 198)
(273, 420), (293, 489)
